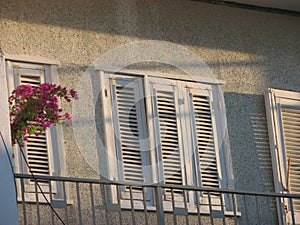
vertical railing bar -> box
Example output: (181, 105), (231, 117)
(183, 189), (189, 225)
(267, 196), (273, 225)
(154, 184), (164, 225)
(129, 186), (136, 225)
(49, 180), (55, 225)
(195, 191), (202, 225)
(21, 178), (27, 225)
(76, 182), (82, 225)
(116, 184), (123, 225)
(277, 196), (284, 225)
(289, 197), (296, 225)
(267, 196), (272, 225)
(142, 187), (149, 225)
(243, 194), (249, 225)
(219, 193), (226, 225)
(34, 180), (41, 225)
(90, 183), (96, 225)
(255, 196), (261, 225)
(208, 192), (214, 225)
(231, 193), (237, 225)
(101, 183), (109, 225)
(62, 181), (69, 225)
(171, 188), (177, 225)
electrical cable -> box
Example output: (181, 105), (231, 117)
(16, 139), (66, 225)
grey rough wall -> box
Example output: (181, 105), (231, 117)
(1, 0), (299, 224)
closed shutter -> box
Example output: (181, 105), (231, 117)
(13, 63), (52, 189)
(110, 76), (149, 194)
(265, 88), (300, 224)
(281, 106), (300, 210)
(187, 85), (223, 208)
(150, 82), (185, 198)
(191, 94), (219, 190)
(6, 59), (65, 201)
(101, 71), (234, 210)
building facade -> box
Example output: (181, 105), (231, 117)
(0, 1), (299, 224)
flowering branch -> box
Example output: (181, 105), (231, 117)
(9, 83), (78, 145)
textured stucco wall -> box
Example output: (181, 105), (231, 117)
(1, 0), (299, 224)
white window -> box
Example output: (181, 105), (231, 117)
(265, 88), (300, 225)
(6, 56), (66, 203)
(99, 69), (235, 213)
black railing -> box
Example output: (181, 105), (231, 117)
(14, 173), (300, 225)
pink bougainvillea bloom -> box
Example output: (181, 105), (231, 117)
(9, 83), (78, 145)
(65, 112), (71, 120)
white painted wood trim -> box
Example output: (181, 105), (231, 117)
(5, 54), (60, 65)
(95, 67), (225, 85)
(212, 85), (236, 211)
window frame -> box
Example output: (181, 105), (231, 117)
(98, 68), (235, 213)
(5, 56), (67, 203)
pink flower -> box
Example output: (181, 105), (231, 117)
(70, 89), (78, 100)
(9, 83), (78, 145)
(65, 112), (71, 120)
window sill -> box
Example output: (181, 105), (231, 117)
(17, 196), (73, 206)
(119, 201), (241, 217)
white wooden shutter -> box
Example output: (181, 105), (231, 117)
(149, 81), (185, 199)
(191, 93), (220, 190)
(186, 84), (224, 210)
(110, 75), (150, 194)
(101, 71), (234, 210)
(11, 63), (54, 192)
(18, 65), (51, 180)
(265, 88), (300, 224)
(6, 59), (66, 202)
(281, 106), (300, 210)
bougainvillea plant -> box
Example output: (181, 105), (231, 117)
(9, 83), (78, 146)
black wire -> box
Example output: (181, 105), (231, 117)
(16, 139), (66, 225)
(0, 131), (17, 198)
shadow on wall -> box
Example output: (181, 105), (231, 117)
(224, 92), (274, 193)
(1, 0), (299, 56)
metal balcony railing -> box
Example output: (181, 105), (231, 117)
(14, 173), (300, 225)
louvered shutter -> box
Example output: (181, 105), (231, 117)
(110, 76), (150, 196)
(149, 82), (185, 199)
(265, 88), (300, 224)
(281, 106), (300, 210)
(12, 63), (53, 192)
(187, 85), (223, 208)
(191, 93), (219, 190)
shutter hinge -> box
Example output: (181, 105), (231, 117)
(104, 89), (108, 97)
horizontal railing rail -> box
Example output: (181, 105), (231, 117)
(14, 173), (300, 198)
(14, 173), (300, 225)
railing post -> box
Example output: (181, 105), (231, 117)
(0, 53), (19, 225)
(154, 183), (164, 225)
